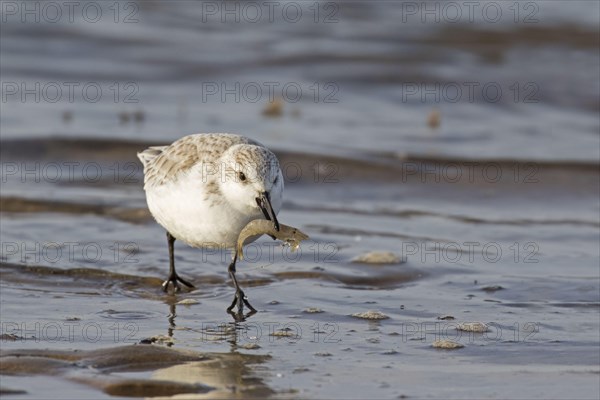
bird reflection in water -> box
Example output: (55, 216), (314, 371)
(159, 302), (273, 398)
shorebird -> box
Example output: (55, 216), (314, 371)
(138, 133), (283, 313)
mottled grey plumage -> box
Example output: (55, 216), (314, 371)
(137, 133), (284, 309)
(138, 133), (259, 189)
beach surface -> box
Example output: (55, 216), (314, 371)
(1, 2), (599, 398)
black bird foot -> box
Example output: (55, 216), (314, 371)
(226, 289), (257, 314)
(227, 308), (257, 322)
(162, 273), (195, 293)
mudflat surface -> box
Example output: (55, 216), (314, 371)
(1, 2), (599, 399)
(1, 138), (598, 399)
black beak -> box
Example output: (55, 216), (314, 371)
(256, 191), (280, 231)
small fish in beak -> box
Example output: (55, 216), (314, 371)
(256, 191), (280, 231)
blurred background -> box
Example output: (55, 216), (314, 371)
(1, 0), (598, 160)
(1, 1), (599, 399)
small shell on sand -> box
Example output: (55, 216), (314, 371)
(176, 299), (199, 305)
(351, 310), (390, 320)
(352, 251), (402, 265)
(241, 343), (261, 350)
(457, 322), (488, 333)
(270, 330), (298, 338)
(303, 307), (323, 314)
(237, 220), (309, 260)
(432, 340), (464, 349)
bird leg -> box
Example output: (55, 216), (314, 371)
(162, 232), (195, 292)
(226, 252), (257, 313)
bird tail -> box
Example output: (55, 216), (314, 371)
(137, 146), (166, 169)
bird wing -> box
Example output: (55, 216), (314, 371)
(138, 133), (259, 189)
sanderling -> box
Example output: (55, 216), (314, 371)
(138, 133), (283, 313)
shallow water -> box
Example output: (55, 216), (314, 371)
(1, 1), (600, 399)
(1, 138), (599, 399)
(1, 1), (599, 161)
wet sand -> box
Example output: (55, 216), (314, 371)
(1, 1), (599, 398)
(1, 138), (599, 399)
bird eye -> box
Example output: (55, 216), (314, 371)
(238, 172), (247, 182)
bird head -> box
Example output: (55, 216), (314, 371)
(219, 144), (283, 230)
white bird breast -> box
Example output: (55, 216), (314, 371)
(146, 167), (284, 249)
